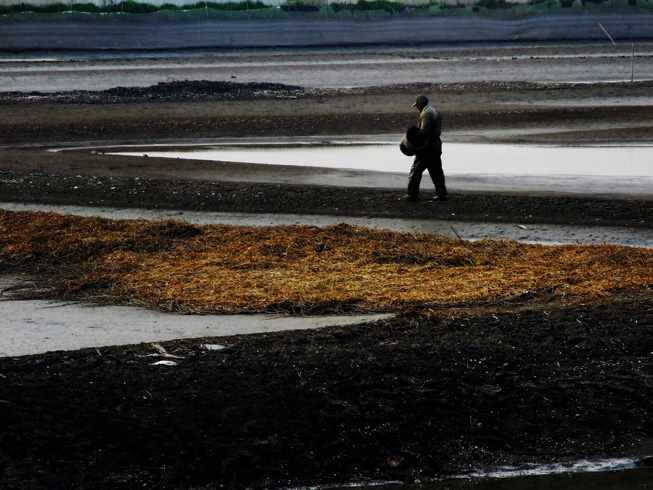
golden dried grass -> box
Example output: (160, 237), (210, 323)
(1, 210), (651, 314)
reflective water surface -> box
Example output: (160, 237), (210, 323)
(340, 464), (653, 490)
(121, 142), (653, 177)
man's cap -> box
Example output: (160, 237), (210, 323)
(412, 94), (429, 107)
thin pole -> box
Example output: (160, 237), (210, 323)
(631, 42), (635, 83)
(599, 23), (616, 46)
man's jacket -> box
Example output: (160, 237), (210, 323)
(417, 105), (442, 152)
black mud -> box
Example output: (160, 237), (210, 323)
(1, 297), (653, 489)
(1, 169), (652, 229)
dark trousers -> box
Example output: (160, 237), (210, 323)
(407, 147), (447, 198)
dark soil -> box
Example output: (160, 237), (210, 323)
(0, 165), (651, 228)
(1, 79), (653, 490)
(2, 297), (653, 489)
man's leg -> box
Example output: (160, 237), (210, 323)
(426, 153), (447, 198)
(407, 156), (427, 199)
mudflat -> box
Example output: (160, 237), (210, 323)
(2, 79), (653, 226)
(1, 45), (653, 490)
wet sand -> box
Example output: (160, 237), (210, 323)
(3, 42), (653, 92)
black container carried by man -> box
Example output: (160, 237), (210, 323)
(399, 125), (428, 156)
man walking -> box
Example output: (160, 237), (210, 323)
(405, 94), (447, 202)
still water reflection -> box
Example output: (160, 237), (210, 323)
(346, 465), (653, 490)
(121, 142), (653, 177)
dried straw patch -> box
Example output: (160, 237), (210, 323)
(1, 210), (651, 314)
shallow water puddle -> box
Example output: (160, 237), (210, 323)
(0, 294), (390, 358)
(118, 142), (653, 177)
(346, 461), (653, 490)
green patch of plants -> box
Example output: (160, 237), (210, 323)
(476, 0), (515, 8)
(331, 0), (405, 10)
(0, 0), (271, 14)
(203, 1), (269, 10)
(0, 2), (68, 14)
(72, 2), (101, 11)
(105, 1), (159, 13)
